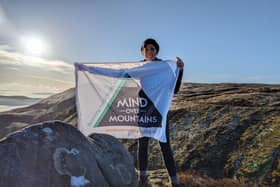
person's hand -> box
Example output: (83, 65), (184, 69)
(176, 57), (184, 70)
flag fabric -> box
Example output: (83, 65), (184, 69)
(75, 60), (179, 142)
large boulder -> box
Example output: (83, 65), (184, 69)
(0, 121), (137, 187)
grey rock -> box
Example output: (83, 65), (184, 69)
(0, 121), (137, 187)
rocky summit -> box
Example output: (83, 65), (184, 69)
(0, 121), (137, 187)
(170, 83), (280, 185)
(0, 83), (279, 186)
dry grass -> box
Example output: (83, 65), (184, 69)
(175, 172), (257, 187)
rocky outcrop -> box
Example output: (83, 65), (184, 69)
(170, 84), (280, 185)
(0, 121), (137, 187)
(122, 83), (280, 186)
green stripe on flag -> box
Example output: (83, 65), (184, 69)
(93, 79), (127, 127)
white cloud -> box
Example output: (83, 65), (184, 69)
(0, 4), (6, 26)
(0, 49), (74, 97)
(0, 44), (12, 51)
(0, 4), (16, 38)
(0, 81), (73, 98)
(0, 50), (73, 71)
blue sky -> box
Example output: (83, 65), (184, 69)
(0, 0), (280, 86)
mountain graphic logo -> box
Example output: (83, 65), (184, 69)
(91, 78), (162, 127)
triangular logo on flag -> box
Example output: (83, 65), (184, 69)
(91, 77), (162, 127)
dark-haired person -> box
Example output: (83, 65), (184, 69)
(138, 38), (184, 187)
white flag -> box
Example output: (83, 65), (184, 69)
(75, 60), (179, 142)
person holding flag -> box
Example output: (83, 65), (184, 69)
(138, 38), (184, 187)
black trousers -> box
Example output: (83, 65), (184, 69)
(138, 121), (177, 177)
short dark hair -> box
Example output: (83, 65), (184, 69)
(141, 38), (160, 54)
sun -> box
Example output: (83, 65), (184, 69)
(21, 35), (48, 56)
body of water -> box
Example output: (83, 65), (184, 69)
(0, 97), (41, 112)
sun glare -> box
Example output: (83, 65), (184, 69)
(21, 35), (48, 56)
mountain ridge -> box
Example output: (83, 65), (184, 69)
(0, 82), (279, 186)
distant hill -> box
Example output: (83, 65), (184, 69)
(0, 88), (76, 138)
(0, 95), (41, 112)
(0, 95), (39, 100)
(0, 83), (279, 186)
